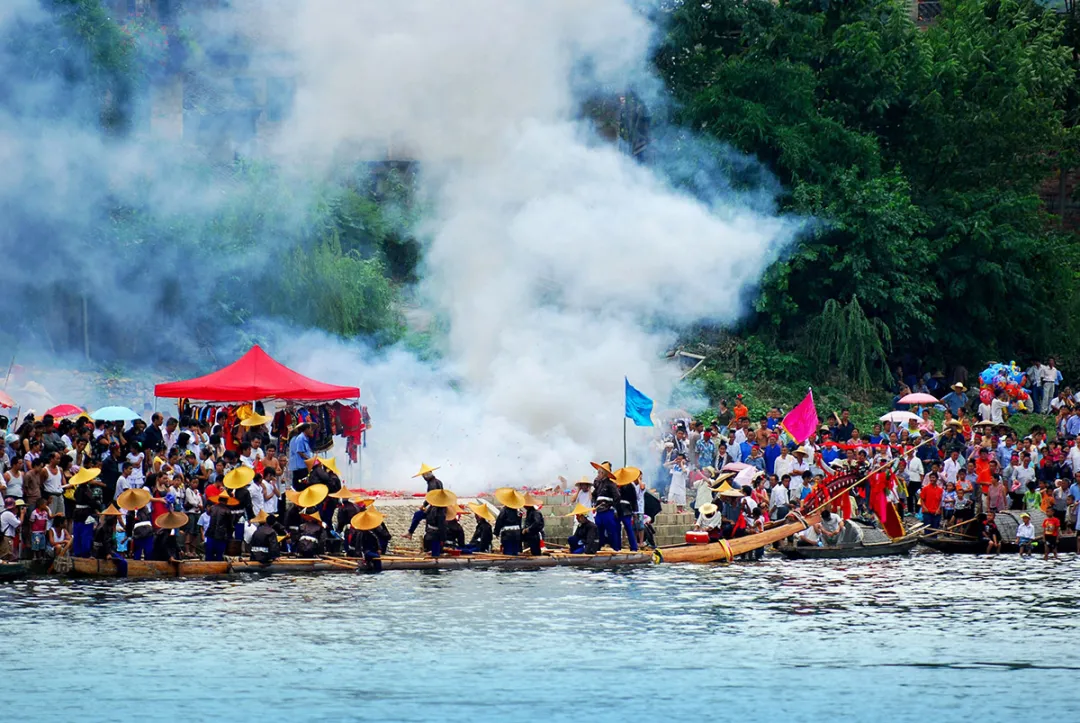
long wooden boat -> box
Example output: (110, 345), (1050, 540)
(70, 550), (652, 578)
(918, 509), (1078, 555)
(778, 521), (923, 560)
(0, 561), (29, 581)
(657, 513), (818, 564)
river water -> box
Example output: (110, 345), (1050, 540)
(3, 551), (1077, 722)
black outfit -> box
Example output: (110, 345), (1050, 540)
(151, 528), (180, 561)
(494, 507), (522, 555)
(296, 519), (327, 558)
(832, 422), (854, 442)
(568, 518), (600, 554)
(592, 478), (619, 513)
(357, 529), (382, 572)
(284, 505), (304, 549)
(336, 501), (359, 536)
(522, 507), (545, 555)
(373, 523), (391, 553)
(249, 523), (282, 564)
(423, 505), (446, 556)
(425, 476), (443, 492)
(445, 518), (465, 549)
(468, 519), (493, 553)
(100, 454), (123, 504)
(617, 483), (637, 519)
(143, 425), (164, 454)
(206, 505), (234, 542)
(92, 520), (118, 559)
(72, 484), (100, 524)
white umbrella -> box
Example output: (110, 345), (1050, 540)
(879, 411), (921, 425)
(721, 462), (752, 472)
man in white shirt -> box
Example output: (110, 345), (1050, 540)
(0, 499), (20, 560)
(942, 450), (963, 485)
(769, 477), (791, 519)
(774, 447), (796, 480)
(163, 418), (180, 454)
(990, 392), (1009, 424)
(1066, 441), (1080, 476)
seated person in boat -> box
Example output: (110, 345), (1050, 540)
(249, 513), (282, 564)
(979, 512), (1002, 554)
(296, 510), (327, 558)
(464, 503), (494, 554)
(445, 508), (466, 550)
(567, 504), (600, 554)
(813, 509), (845, 546)
(694, 502), (724, 542)
(718, 489), (748, 539)
(521, 498), (545, 555)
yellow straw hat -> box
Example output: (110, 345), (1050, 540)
(285, 489), (301, 505)
(297, 484), (329, 508)
(100, 504), (123, 517)
(329, 487), (357, 500)
(155, 510), (189, 530)
(711, 480), (734, 494)
(590, 461), (614, 479)
(305, 457), (343, 476)
(239, 413), (273, 428)
(412, 463), (440, 478)
(117, 488), (151, 511)
(350, 508), (385, 531)
(468, 502), (496, 523)
(564, 503), (593, 517)
(494, 488), (525, 510)
(522, 493), (542, 508)
(425, 489), (456, 508)
(251, 510), (269, 524)
(613, 467), (641, 487)
(68, 467), (101, 487)
(223, 466), (255, 490)
(213, 492), (239, 506)
(301, 508), (323, 522)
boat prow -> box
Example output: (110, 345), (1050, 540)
(658, 514), (817, 564)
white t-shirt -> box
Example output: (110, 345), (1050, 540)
(775, 454), (795, 479)
(246, 481), (265, 516)
(261, 481), (279, 514)
(1016, 522), (1035, 540)
(0, 509), (19, 536)
(770, 484), (789, 510)
(942, 458), (962, 485)
(990, 399), (1008, 424)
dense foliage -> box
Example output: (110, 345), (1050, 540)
(656, 0), (1080, 384)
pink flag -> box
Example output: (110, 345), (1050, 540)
(781, 390), (819, 444)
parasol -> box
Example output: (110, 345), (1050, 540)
(897, 393), (939, 405)
(879, 411), (921, 424)
(0, 390), (14, 408)
(721, 462), (752, 472)
(91, 406), (140, 422)
(45, 404), (85, 419)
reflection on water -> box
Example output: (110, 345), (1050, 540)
(4, 550), (1079, 722)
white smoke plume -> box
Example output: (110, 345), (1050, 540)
(0, 1), (797, 493)
(254, 1), (797, 490)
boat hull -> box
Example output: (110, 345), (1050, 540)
(69, 551), (652, 578)
(779, 536), (918, 559)
(658, 515), (816, 564)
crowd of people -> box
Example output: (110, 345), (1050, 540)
(0, 408), (389, 566)
(652, 363), (1080, 557)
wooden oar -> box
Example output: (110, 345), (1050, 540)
(319, 555), (359, 570)
(922, 528), (978, 540)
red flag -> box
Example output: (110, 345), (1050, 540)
(881, 502), (906, 539)
(870, 471), (906, 538)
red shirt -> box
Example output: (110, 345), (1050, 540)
(975, 458), (992, 490)
(920, 484), (944, 514)
(1044, 517), (1061, 537)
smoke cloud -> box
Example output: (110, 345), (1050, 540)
(0, 0), (797, 492)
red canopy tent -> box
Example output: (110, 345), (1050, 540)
(154, 345), (359, 402)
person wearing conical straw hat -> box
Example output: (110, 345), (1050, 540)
(297, 507), (328, 558)
(521, 493), (545, 556)
(118, 487), (155, 561)
(463, 502), (494, 554)
(91, 504), (127, 574)
(565, 503), (599, 554)
(351, 507), (387, 572)
(570, 476), (595, 522)
(332, 488), (361, 555)
(493, 487), (525, 556)
(68, 467), (103, 558)
(590, 462), (621, 551)
(151, 510), (188, 562)
(613, 467), (642, 552)
(204, 492), (237, 562)
(444, 505), (467, 550)
(306, 457), (344, 527)
(413, 463), (443, 492)
(421, 488), (455, 558)
(249, 512), (282, 565)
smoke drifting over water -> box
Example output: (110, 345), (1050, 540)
(263, 1), (796, 489)
(1, 1), (797, 491)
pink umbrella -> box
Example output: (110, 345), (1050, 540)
(44, 404), (85, 419)
(721, 462), (752, 472)
(0, 390), (14, 408)
(898, 393), (938, 405)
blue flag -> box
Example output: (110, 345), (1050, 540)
(625, 377), (654, 427)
